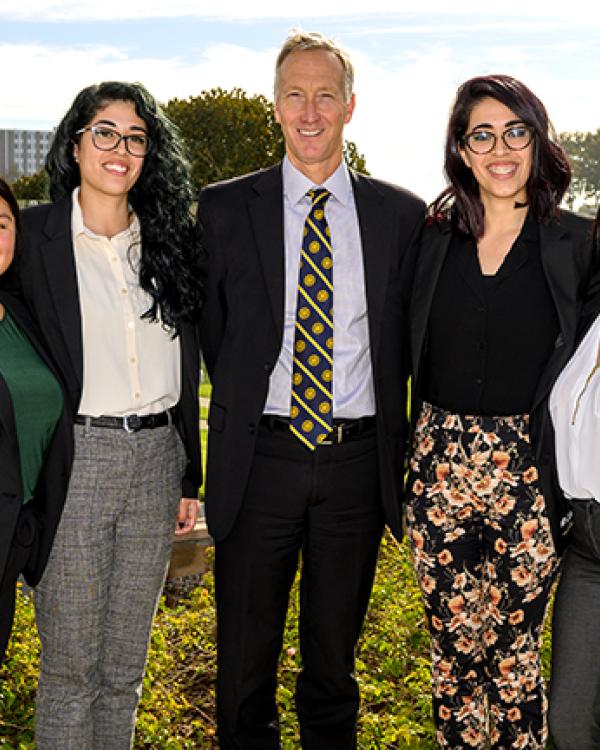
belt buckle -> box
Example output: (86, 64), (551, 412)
(320, 424), (343, 446)
(123, 414), (142, 433)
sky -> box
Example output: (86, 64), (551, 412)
(1, 0), (600, 200)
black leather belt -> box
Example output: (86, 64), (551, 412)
(260, 415), (376, 444)
(74, 410), (172, 433)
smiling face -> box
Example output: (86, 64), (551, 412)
(274, 48), (355, 184)
(73, 99), (146, 202)
(0, 197), (16, 276)
(459, 96), (533, 208)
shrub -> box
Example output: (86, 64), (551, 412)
(0, 534), (554, 749)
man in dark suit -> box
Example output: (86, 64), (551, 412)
(198, 30), (425, 750)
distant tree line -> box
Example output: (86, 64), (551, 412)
(560, 128), (600, 210)
(11, 91), (599, 208)
(10, 87), (368, 201)
(11, 169), (50, 201)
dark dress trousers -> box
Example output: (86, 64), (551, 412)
(409, 209), (595, 554)
(0, 292), (73, 661)
(198, 163), (425, 749)
(17, 196), (201, 499)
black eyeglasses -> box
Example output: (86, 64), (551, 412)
(462, 124), (534, 155)
(75, 125), (150, 157)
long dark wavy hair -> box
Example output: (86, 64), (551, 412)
(46, 81), (203, 328)
(0, 176), (21, 291)
(431, 75), (571, 238)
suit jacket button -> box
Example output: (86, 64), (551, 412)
(249, 423), (256, 434)
(263, 362), (271, 372)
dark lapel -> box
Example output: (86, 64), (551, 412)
(531, 218), (580, 412)
(38, 197), (83, 387)
(455, 234), (484, 302)
(0, 376), (19, 464)
(350, 171), (388, 360)
(410, 219), (452, 382)
(0, 300), (25, 498)
(0, 374), (23, 571)
(248, 165), (285, 341)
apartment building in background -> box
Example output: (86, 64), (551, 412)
(0, 128), (53, 181)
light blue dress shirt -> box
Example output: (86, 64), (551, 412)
(264, 157), (375, 418)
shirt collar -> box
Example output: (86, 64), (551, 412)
(282, 156), (353, 208)
(71, 186), (140, 241)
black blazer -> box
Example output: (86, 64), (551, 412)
(409, 210), (594, 553)
(0, 292), (73, 587)
(198, 163), (426, 542)
(18, 196), (201, 499)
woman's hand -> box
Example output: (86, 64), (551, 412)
(175, 498), (200, 535)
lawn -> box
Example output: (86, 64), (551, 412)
(0, 532), (554, 749)
(0, 381), (556, 748)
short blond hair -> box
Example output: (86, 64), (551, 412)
(274, 30), (354, 103)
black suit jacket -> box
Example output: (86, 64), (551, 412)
(18, 196), (201, 498)
(198, 163), (426, 542)
(0, 292), (73, 587)
(409, 210), (594, 553)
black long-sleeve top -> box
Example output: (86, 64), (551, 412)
(421, 213), (560, 416)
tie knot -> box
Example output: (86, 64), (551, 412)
(308, 189), (330, 207)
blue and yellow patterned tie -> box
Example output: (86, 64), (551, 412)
(290, 189), (333, 450)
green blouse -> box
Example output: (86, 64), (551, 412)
(0, 310), (63, 503)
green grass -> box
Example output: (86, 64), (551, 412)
(199, 381), (211, 402)
(0, 533), (555, 749)
(1, 383), (555, 746)
(198, 382), (210, 497)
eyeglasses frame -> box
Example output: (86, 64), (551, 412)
(74, 125), (150, 157)
(461, 125), (535, 155)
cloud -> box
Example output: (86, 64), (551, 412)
(0, 37), (451, 196)
(0, 41), (276, 123)
(347, 45), (460, 198)
(1, 0), (599, 21)
(1, 34), (599, 200)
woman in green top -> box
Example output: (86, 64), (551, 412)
(0, 177), (72, 663)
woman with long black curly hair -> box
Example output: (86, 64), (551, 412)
(406, 75), (594, 749)
(17, 81), (203, 749)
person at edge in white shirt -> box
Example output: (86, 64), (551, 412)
(548, 212), (600, 750)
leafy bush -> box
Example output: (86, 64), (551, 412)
(0, 534), (554, 749)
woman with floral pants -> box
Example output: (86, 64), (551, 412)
(406, 74), (595, 749)
(407, 405), (557, 747)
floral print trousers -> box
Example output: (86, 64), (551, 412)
(406, 402), (559, 750)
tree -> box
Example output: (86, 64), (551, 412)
(164, 87), (368, 191)
(343, 140), (368, 175)
(560, 128), (600, 208)
(11, 169), (50, 201)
